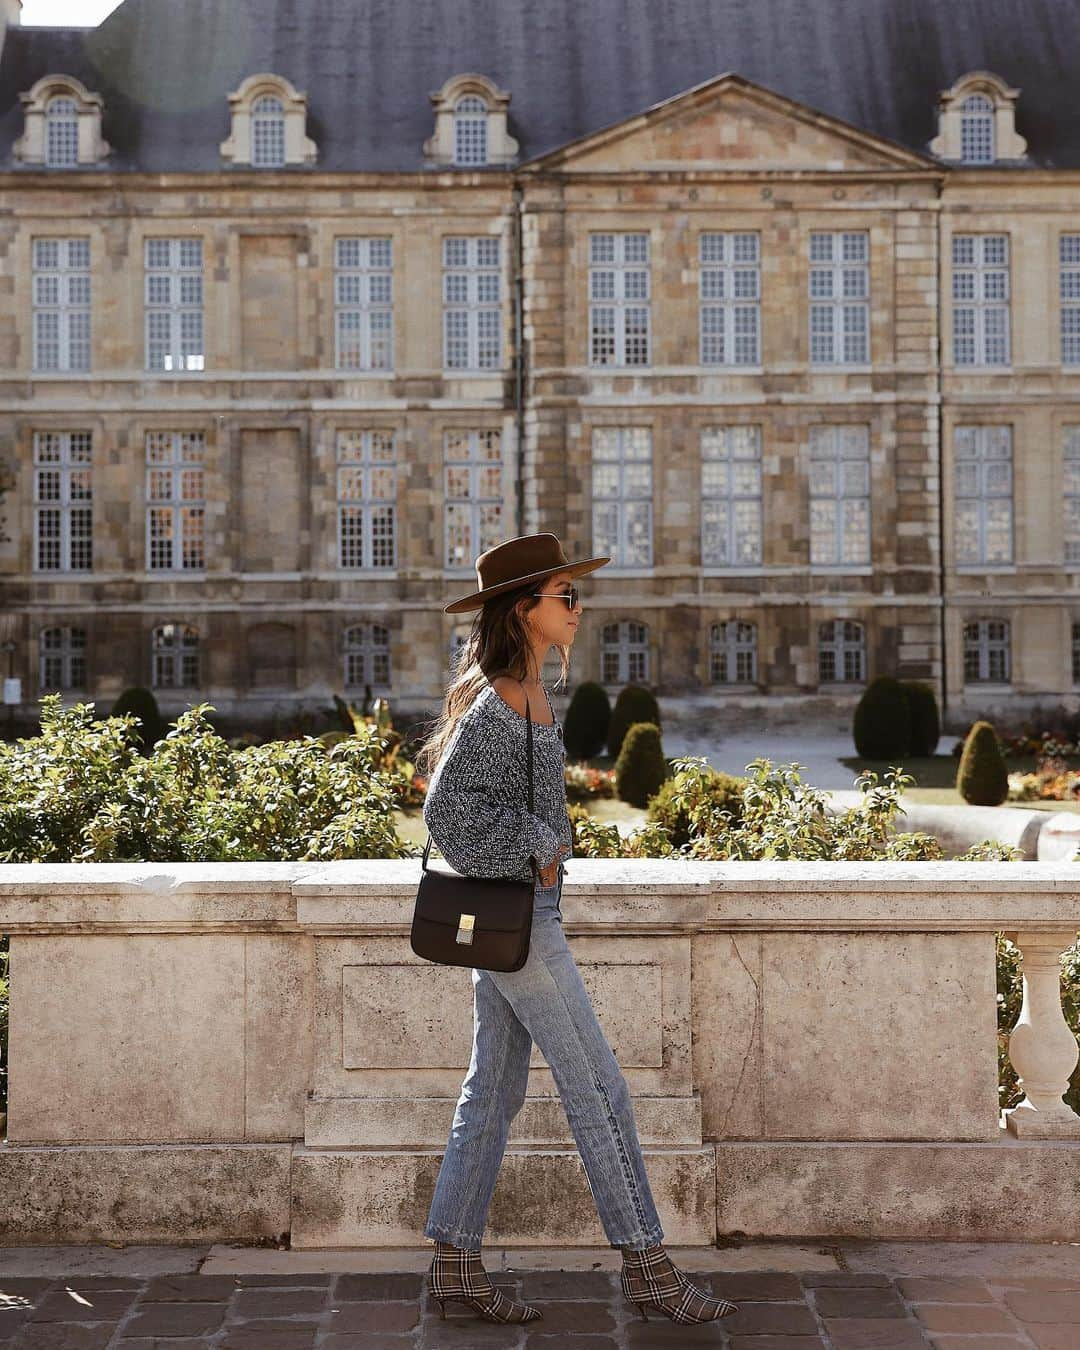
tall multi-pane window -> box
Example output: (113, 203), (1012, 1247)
(809, 424), (871, 565)
(1064, 427), (1080, 565)
(251, 95), (286, 168)
(145, 238), (204, 371)
(443, 237), (501, 369)
(453, 95), (488, 165)
(959, 94), (995, 164)
(443, 429), (502, 568)
(952, 235), (1009, 366)
(589, 233), (650, 366)
(818, 619), (866, 683)
(954, 425), (1013, 564)
(592, 426), (652, 567)
(44, 96), (79, 168)
(33, 431), (92, 572)
(335, 238), (393, 370)
(145, 431), (205, 571)
(343, 623), (391, 688)
(809, 231), (869, 365)
(601, 620), (649, 683)
(337, 430), (396, 570)
(39, 626), (87, 690)
(701, 425), (762, 566)
(151, 623), (200, 688)
(32, 237), (90, 372)
(1060, 235), (1080, 366)
(699, 232), (760, 365)
(964, 618), (1010, 682)
(710, 620), (757, 684)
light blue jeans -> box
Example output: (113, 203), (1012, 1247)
(424, 862), (665, 1251)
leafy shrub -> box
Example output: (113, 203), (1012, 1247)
(613, 721), (668, 808)
(853, 675), (912, 760)
(0, 695), (413, 864)
(110, 686), (164, 754)
(956, 719), (1009, 805)
(564, 681), (611, 762)
(606, 684), (661, 760)
(902, 680), (940, 756)
(648, 766), (745, 850)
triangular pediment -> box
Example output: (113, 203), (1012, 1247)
(522, 73), (934, 173)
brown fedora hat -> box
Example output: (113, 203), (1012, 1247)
(443, 532), (611, 614)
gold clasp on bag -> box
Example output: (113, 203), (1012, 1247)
(455, 912), (475, 945)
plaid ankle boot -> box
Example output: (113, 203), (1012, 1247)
(620, 1243), (739, 1323)
(429, 1241), (543, 1323)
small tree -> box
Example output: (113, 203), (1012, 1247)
(853, 675), (912, 760)
(564, 681), (611, 761)
(956, 719), (1009, 805)
(607, 684), (661, 760)
(901, 680), (941, 756)
(110, 686), (165, 754)
(614, 721), (668, 807)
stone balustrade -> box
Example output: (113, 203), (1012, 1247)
(0, 859), (1077, 1248)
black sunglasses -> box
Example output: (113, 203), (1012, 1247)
(530, 584), (579, 609)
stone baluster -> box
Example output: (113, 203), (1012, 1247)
(1002, 929), (1080, 1138)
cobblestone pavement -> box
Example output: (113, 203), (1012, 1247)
(1, 1242), (1078, 1349)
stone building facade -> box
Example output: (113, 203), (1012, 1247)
(0, 0), (1077, 734)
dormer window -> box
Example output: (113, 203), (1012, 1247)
(15, 75), (111, 168)
(959, 94), (994, 164)
(454, 94), (489, 165)
(220, 74), (316, 168)
(45, 96), (79, 168)
(931, 72), (1026, 165)
(251, 95), (286, 168)
(425, 74), (518, 169)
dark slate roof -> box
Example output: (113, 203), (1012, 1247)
(1, 0), (1078, 172)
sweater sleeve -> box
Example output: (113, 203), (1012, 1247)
(422, 711), (562, 879)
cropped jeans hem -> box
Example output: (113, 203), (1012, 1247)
(424, 862), (665, 1252)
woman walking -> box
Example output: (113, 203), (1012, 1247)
(416, 532), (738, 1327)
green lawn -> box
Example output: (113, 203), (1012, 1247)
(838, 754), (1080, 811)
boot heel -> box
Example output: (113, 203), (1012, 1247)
(436, 1296), (446, 1319)
(633, 1301), (649, 1321)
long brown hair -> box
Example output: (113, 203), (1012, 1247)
(414, 581), (571, 777)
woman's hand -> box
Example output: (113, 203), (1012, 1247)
(537, 843), (569, 888)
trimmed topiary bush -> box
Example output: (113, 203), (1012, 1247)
(956, 719), (1009, 805)
(647, 767), (745, 849)
(901, 680), (941, 757)
(607, 684), (661, 760)
(613, 721), (669, 808)
(564, 680), (611, 761)
(853, 675), (912, 760)
(110, 686), (165, 754)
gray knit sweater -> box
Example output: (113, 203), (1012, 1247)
(422, 682), (573, 881)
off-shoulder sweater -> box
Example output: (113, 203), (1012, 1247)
(421, 681), (573, 882)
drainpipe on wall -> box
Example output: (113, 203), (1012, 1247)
(512, 183), (526, 536)
(935, 193), (950, 731)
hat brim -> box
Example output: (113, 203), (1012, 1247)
(443, 555), (611, 614)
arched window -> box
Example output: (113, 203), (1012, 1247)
(710, 620), (757, 684)
(601, 620), (649, 684)
(818, 619), (865, 684)
(151, 622), (200, 689)
(963, 618), (1010, 683)
(44, 96), (79, 168)
(453, 94), (489, 166)
(960, 94), (995, 165)
(251, 94), (286, 168)
(220, 74), (316, 167)
(343, 623), (391, 689)
(39, 625), (87, 690)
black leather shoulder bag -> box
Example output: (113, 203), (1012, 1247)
(411, 692), (539, 972)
